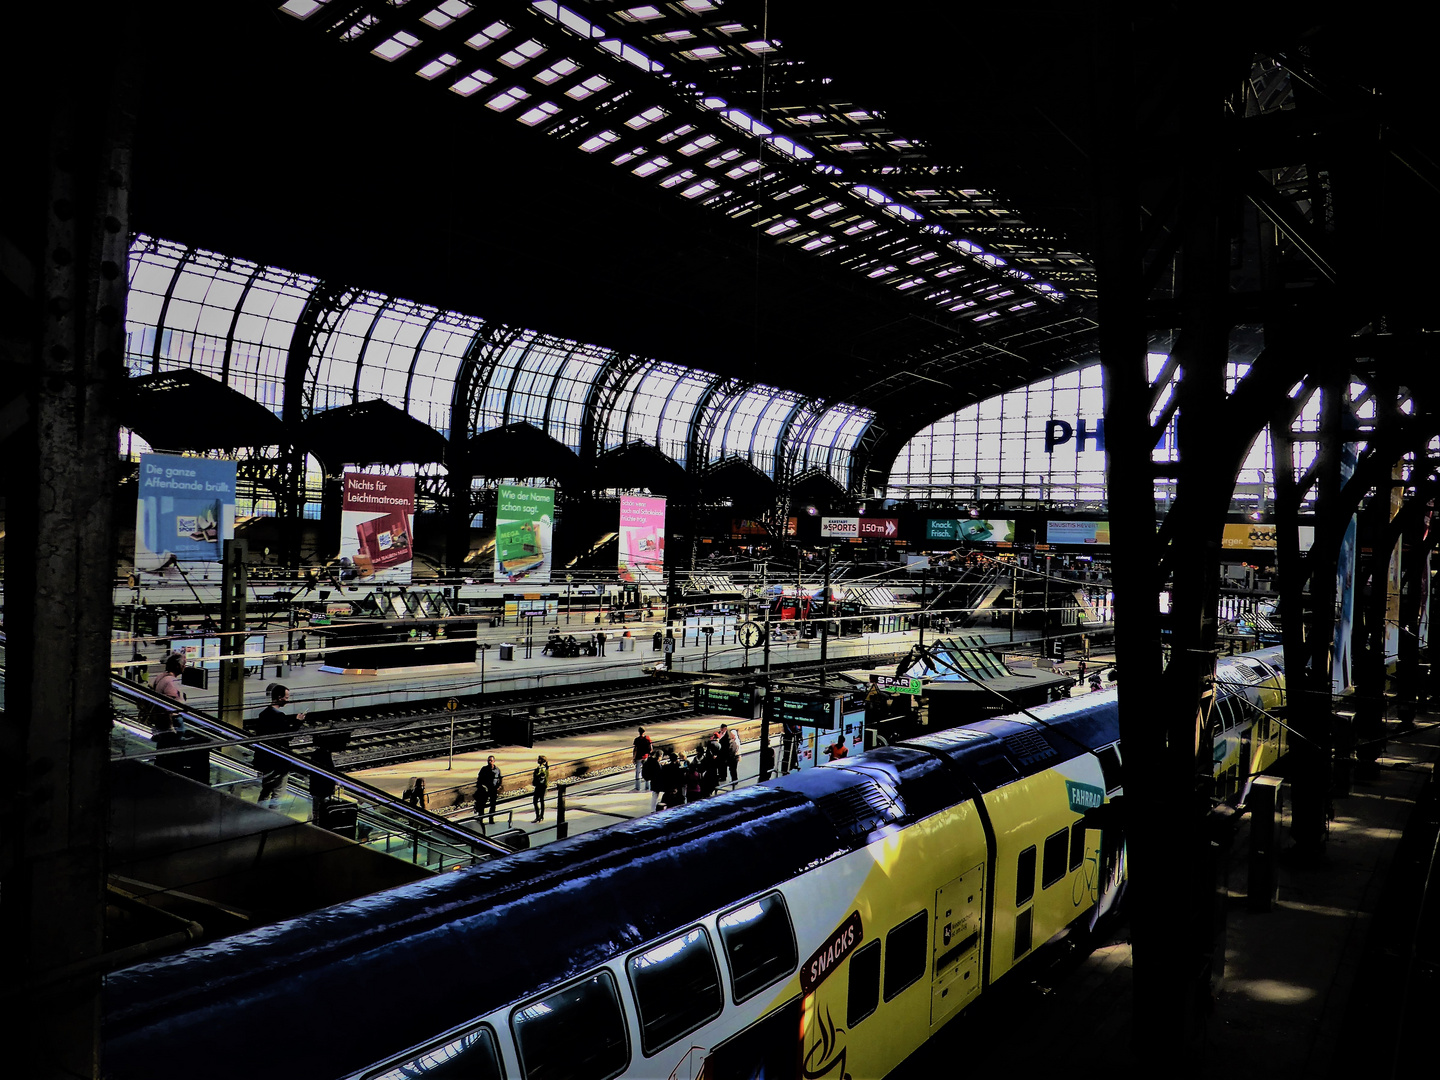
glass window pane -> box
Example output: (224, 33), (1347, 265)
(512, 972), (628, 1080)
(717, 892), (797, 1003)
(882, 912), (928, 1002)
(846, 940), (881, 1027)
(363, 1024), (504, 1080)
(626, 927), (723, 1054)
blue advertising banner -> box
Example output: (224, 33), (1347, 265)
(135, 453), (236, 569)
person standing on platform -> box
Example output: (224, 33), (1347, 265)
(476, 755), (502, 823)
(252, 683), (307, 808)
(825, 739), (848, 762)
(531, 755), (549, 821)
(597, 629), (607, 657)
(780, 723), (800, 776)
(642, 750), (663, 812)
(632, 726), (653, 790)
(719, 723), (742, 789)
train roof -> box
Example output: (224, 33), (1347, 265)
(104, 694), (1121, 1080)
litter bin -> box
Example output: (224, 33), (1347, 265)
(499, 642), (515, 661)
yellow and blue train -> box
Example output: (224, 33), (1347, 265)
(103, 648), (1287, 1080)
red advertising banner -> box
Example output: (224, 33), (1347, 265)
(340, 472), (417, 583)
(857, 518), (900, 539)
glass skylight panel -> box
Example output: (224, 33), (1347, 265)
(655, 29), (696, 41)
(768, 136), (813, 160)
(866, 264), (897, 279)
(486, 87), (530, 111)
(373, 30), (421, 61)
(681, 179), (718, 199)
(682, 45), (725, 61)
(421, 1), (472, 29)
(705, 149), (743, 167)
(895, 277), (924, 290)
(743, 40), (776, 54)
(610, 148), (643, 166)
(678, 134), (719, 155)
(808, 202), (843, 218)
(600, 39), (663, 72)
(499, 40), (546, 67)
(579, 129), (619, 152)
(659, 169), (696, 189)
(801, 235), (834, 251)
(972, 311), (999, 322)
(566, 73), (611, 99)
(725, 159), (760, 179)
(908, 251), (937, 264)
(618, 4), (663, 19)
(518, 101), (561, 125)
(633, 156), (671, 178)
(657, 124), (697, 144)
(764, 218), (798, 236)
(626, 106), (668, 129)
(680, 0), (718, 11)
(534, 58), (579, 83)
(719, 109), (771, 137)
(417, 53), (460, 79)
(465, 21), (510, 49)
(843, 220), (877, 235)
(450, 68), (496, 95)
(280, 0), (325, 18)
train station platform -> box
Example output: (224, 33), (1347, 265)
(113, 619), (1061, 718)
(887, 708), (1440, 1077)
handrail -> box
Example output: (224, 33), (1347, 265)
(110, 678), (514, 860)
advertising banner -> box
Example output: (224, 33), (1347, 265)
(495, 484), (554, 584)
(1046, 520), (1111, 546)
(926, 519), (959, 542)
(821, 516), (859, 538)
(857, 518), (899, 539)
(619, 495), (666, 586)
(136, 453), (236, 570)
(339, 472), (416, 584)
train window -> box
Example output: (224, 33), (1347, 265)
(882, 912), (928, 1002)
(1013, 908), (1033, 960)
(718, 892), (798, 1003)
(1041, 828), (1069, 889)
(846, 940), (881, 1027)
(1015, 846), (1036, 907)
(1096, 745), (1122, 792)
(363, 1024), (504, 1080)
(626, 927), (723, 1056)
(511, 972), (628, 1080)
(1069, 822), (1086, 873)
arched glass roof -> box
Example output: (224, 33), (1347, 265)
(886, 357), (1336, 510)
(125, 235), (874, 489)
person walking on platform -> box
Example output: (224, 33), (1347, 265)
(531, 755), (549, 822)
(780, 723), (800, 776)
(719, 723), (742, 789)
(596, 629), (607, 657)
(252, 683), (307, 808)
(476, 755), (502, 823)
(632, 726), (653, 791)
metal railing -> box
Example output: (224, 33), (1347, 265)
(108, 677), (515, 871)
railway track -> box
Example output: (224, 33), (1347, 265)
(307, 650), (909, 771)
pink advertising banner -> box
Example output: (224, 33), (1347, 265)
(619, 495), (666, 586)
(340, 472), (416, 584)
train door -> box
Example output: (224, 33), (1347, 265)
(930, 865), (984, 1027)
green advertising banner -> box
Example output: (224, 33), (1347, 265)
(494, 484), (554, 585)
(926, 519), (960, 542)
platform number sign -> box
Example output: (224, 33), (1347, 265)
(1047, 639), (1065, 662)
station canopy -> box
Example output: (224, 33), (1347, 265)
(125, 0), (1109, 486)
